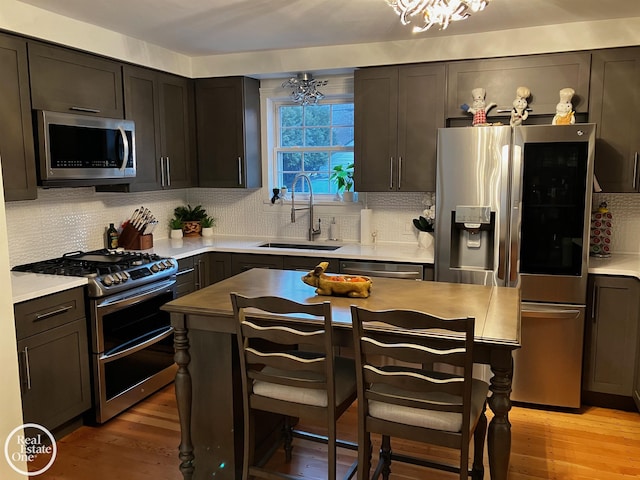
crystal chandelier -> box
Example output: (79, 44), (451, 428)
(388, 0), (490, 33)
(282, 73), (328, 106)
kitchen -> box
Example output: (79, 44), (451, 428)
(2, 0), (640, 479)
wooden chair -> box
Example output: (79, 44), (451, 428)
(230, 293), (358, 480)
(350, 306), (489, 480)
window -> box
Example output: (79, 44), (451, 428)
(274, 101), (354, 195)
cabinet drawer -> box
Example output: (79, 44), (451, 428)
(15, 288), (85, 340)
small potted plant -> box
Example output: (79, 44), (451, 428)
(200, 215), (216, 237)
(169, 217), (184, 239)
(413, 206), (435, 250)
(173, 204), (208, 237)
(330, 163), (355, 201)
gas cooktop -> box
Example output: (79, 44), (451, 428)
(12, 249), (177, 297)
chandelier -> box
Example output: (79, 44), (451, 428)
(388, 0), (490, 33)
(282, 73), (328, 106)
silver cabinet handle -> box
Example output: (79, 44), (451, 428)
(634, 152), (639, 191)
(69, 106), (100, 113)
(195, 259), (203, 289)
(35, 304), (72, 320)
(24, 347), (31, 390)
(175, 267), (195, 277)
(389, 157), (394, 190)
(160, 157), (166, 187)
(166, 156), (171, 187)
(398, 156), (402, 190)
(238, 157), (242, 186)
(118, 125), (130, 171)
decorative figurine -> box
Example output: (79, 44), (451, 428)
(461, 87), (496, 126)
(510, 86), (531, 127)
(552, 87), (576, 125)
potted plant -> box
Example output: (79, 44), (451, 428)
(413, 210), (435, 250)
(169, 217), (184, 239)
(201, 215), (216, 237)
(174, 204), (208, 237)
(330, 163), (355, 201)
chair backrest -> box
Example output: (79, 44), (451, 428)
(350, 306), (475, 435)
(230, 293), (336, 408)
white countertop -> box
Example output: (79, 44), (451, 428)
(588, 253), (640, 280)
(11, 272), (88, 304)
(10, 236), (433, 304)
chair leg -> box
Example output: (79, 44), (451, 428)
(472, 403), (488, 480)
(283, 416), (294, 463)
(357, 431), (371, 480)
(243, 410), (255, 480)
(380, 435), (392, 480)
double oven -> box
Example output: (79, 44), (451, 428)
(14, 249), (178, 423)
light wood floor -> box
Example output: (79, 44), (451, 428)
(32, 383), (640, 479)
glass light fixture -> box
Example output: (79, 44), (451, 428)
(388, 0), (490, 33)
(282, 73), (328, 106)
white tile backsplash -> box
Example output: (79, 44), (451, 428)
(5, 187), (429, 267)
(6, 187), (638, 268)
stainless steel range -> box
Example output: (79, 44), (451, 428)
(13, 249), (178, 423)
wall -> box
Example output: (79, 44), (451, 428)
(593, 193), (640, 254)
(5, 186), (427, 267)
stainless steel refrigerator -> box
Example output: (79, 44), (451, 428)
(435, 124), (595, 408)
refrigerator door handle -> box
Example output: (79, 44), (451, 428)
(497, 144), (511, 281)
(508, 143), (523, 286)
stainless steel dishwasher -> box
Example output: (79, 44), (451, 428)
(339, 261), (424, 280)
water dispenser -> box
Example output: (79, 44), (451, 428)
(449, 206), (495, 271)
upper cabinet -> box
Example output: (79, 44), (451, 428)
(447, 52), (591, 121)
(589, 47), (640, 193)
(195, 77), (261, 189)
(0, 33), (37, 201)
(121, 65), (195, 191)
(354, 64), (445, 192)
(28, 42), (124, 118)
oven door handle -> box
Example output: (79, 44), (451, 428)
(95, 279), (176, 314)
(100, 326), (174, 363)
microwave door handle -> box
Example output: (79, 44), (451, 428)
(118, 125), (129, 172)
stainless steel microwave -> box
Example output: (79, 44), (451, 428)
(36, 110), (136, 186)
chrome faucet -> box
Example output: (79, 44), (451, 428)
(291, 173), (321, 241)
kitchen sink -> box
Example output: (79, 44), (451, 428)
(258, 242), (341, 251)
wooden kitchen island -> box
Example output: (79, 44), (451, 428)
(162, 268), (521, 480)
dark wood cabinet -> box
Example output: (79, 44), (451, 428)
(176, 254), (212, 298)
(210, 252), (233, 284)
(589, 47), (640, 192)
(195, 77), (261, 188)
(446, 52), (591, 121)
(120, 65), (195, 191)
(231, 254), (283, 276)
(282, 256), (326, 272)
(354, 64), (445, 192)
(584, 275), (640, 397)
(28, 42), (123, 118)
(14, 288), (91, 432)
(0, 33), (37, 201)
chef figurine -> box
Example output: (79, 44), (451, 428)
(461, 87), (496, 126)
(552, 87), (576, 125)
(510, 86), (531, 127)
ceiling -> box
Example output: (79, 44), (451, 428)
(17, 0), (640, 57)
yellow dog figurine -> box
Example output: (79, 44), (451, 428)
(302, 262), (372, 298)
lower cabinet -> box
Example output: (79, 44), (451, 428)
(583, 275), (640, 400)
(231, 254), (284, 276)
(14, 288), (91, 432)
(176, 254), (211, 297)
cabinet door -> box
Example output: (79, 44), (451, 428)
(18, 319), (91, 431)
(354, 67), (398, 191)
(193, 253), (211, 290)
(231, 254), (283, 276)
(397, 64), (445, 192)
(210, 252), (232, 284)
(28, 42), (123, 118)
(158, 73), (195, 189)
(283, 256), (327, 272)
(0, 33), (37, 201)
(196, 77), (261, 188)
(447, 52), (591, 119)
(584, 275), (640, 396)
(176, 257), (196, 298)
(123, 65), (163, 190)
(589, 48), (640, 192)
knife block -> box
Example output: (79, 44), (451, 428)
(118, 223), (153, 250)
